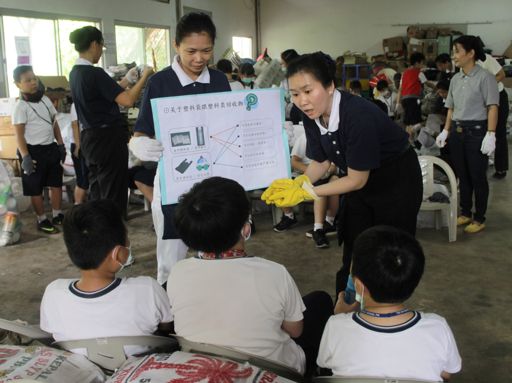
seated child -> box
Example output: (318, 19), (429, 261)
(40, 199), (172, 355)
(318, 226), (461, 381)
(12, 65), (66, 234)
(374, 79), (397, 119)
(168, 177), (333, 375)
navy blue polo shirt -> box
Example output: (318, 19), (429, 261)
(134, 66), (230, 137)
(69, 65), (125, 129)
(305, 91), (408, 173)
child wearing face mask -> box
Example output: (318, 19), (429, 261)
(374, 79), (397, 119)
(238, 63), (257, 89)
(168, 176), (333, 376)
(40, 200), (173, 355)
(318, 226), (461, 382)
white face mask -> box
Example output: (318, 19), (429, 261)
(241, 223), (252, 241)
(355, 285), (365, 311)
(382, 90), (391, 98)
(116, 246), (132, 272)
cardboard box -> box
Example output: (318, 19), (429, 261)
(383, 37), (404, 55)
(0, 116), (14, 136)
(425, 27), (438, 39)
(438, 28), (452, 36)
(38, 76), (69, 91)
(438, 35), (452, 55)
(0, 135), (18, 159)
(407, 26), (425, 39)
(504, 42), (512, 59)
(502, 77), (512, 89)
(423, 40), (438, 61)
(408, 43), (423, 59)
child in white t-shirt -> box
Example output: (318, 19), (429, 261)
(168, 177), (333, 375)
(12, 65), (66, 234)
(318, 226), (461, 382)
(40, 200), (172, 355)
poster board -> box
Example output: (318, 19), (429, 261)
(151, 88), (290, 205)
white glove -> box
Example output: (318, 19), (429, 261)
(436, 129), (449, 148)
(480, 131), (496, 156)
(129, 136), (164, 162)
(124, 67), (139, 85)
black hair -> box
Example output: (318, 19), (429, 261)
(175, 12), (216, 45)
(216, 59), (233, 74)
(376, 79), (389, 91)
(13, 65), (33, 83)
(435, 53), (451, 64)
(175, 177), (250, 253)
(281, 49), (299, 65)
(239, 63), (255, 76)
(349, 80), (362, 90)
(69, 26), (103, 53)
(453, 35), (486, 62)
(436, 79), (450, 91)
(63, 200), (127, 270)
(351, 226), (425, 303)
(410, 52), (426, 66)
(286, 51), (336, 88)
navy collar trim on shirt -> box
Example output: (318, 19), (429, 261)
(352, 310), (421, 333)
(69, 278), (122, 298)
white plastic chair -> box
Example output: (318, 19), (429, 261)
(418, 155), (457, 242)
(174, 335), (304, 382)
(313, 377), (438, 383)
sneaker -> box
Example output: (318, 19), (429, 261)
(456, 216), (472, 226)
(493, 171), (507, 179)
(273, 215), (297, 232)
(37, 219), (59, 234)
(312, 229), (329, 248)
(464, 222), (485, 233)
(306, 221), (337, 238)
(52, 213), (65, 225)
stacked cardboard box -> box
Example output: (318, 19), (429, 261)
(0, 98), (17, 160)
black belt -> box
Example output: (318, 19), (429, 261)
(453, 120), (486, 128)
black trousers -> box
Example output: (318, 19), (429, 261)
(295, 291), (333, 376)
(81, 127), (129, 218)
(449, 123), (489, 223)
(335, 147), (423, 294)
(495, 89), (509, 172)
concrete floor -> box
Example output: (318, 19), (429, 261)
(0, 155), (511, 382)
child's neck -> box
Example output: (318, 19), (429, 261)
(360, 302), (414, 326)
(76, 270), (117, 292)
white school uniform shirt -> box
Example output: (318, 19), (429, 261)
(12, 95), (57, 145)
(317, 312), (462, 382)
(375, 91), (398, 117)
(167, 256), (306, 374)
(229, 80), (244, 91)
(40, 276), (172, 355)
(477, 53), (504, 92)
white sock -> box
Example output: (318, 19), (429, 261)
(314, 223), (324, 231)
(52, 209), (62, 217)
(37, 215), (47, 223)
(325, 215), (335, 225)
(284, 212), (294, 219)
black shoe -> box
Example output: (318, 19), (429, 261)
(493, 171), (507, 179)
(323, 221), (337, 236)
(52, 213), (65, 225)
(273, 215), (297, 232)
(312, 229), (329, 248)
(38, 219), (59, 234)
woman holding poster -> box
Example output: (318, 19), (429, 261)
(129, 12), (230, 286)
(262, 52), (423, 298)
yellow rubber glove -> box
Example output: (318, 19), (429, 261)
(268, 180), (319, 207)
(261, 178), (295, 203)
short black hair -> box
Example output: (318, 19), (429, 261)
(410, 52), (426, 65)
(351, 226), (425, 303)
(286, 51), (336, 88)
(69, 26), (103, 53)
(349, 80), (362, 90)
(175, 177), (250, 253)
(13, 65), (33, 83)
(63, 200), (127, 270)
(453, 35), (486, 62)
(239, 63), (255, 76)
(435, 53), (451, 64)
(281, 49), (299, 65)
(436, 79), (450, 91)
(176, 12), (216, 45)
(376, 79), (389, 91)
(216, 59), (233, 74)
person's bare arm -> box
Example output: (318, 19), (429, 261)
(304, 160), (331, 184)
(115, 67), (154, 107)
(53, 121), (64, 145)
(495, 68), (505, 83)
(281, 319), (303, 338)
(313, 168), (369, 197)
(14, 124), (29, 157)
(443, 108), (454, 132)
(71, 120), (80, 157)
(487, 105), (498, 132)
(441, 371), (452, 381)
(291, 155), (308, 174)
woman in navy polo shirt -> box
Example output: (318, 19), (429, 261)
(129, 12), (230, 286)
(264, 52), (423, 295)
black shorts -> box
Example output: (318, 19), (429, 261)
(18, 143), (63, 196)
(70, 143), (89, 189)
(401, 97), (422, 125)
(128, 165), (156, 189)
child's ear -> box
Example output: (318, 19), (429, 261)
(353, 277), (366, 294)
(110, 245), (124, 263)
